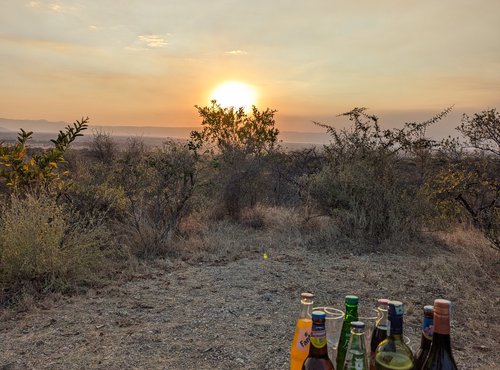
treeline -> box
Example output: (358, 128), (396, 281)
(0, 103), (499, 304)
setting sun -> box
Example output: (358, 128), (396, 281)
(210, 81), (257, 110)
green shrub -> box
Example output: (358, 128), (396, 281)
(0, 191), (108, 304)
(189, 100), (279, 219)
(0, 117), (88, 194)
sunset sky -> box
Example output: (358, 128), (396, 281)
(1, 0), (500, 133)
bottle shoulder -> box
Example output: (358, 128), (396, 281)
(422, 347), (458, 370)
(375, 338), (414, 359)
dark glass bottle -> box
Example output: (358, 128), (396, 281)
(302, 310), (335, 370)
(344, 321), (369, 370)
(374, 301), (414, 370)
(370, 299), (389, 370)
(422, 299), (458, 370)
(337, 295), (359, 370)
(414, 305), (434, 370)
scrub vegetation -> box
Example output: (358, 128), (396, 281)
(0, 104), (498, 368)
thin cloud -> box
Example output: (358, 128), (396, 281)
(138, 35), (168, 48)
(225, 50), (248, 55)
(26, 1), (77, 14)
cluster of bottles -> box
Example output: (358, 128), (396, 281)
(290, 293), (458, 370)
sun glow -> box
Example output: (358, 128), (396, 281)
(210, 81), (257, 109)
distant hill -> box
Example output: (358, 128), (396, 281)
(0, 118), (68, 133)
(0, 118), (330, 146)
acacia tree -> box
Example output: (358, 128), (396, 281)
(428, 108), (500, 249)
(189, 100), (279, 219)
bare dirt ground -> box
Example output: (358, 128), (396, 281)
(1, 222), (499, 370)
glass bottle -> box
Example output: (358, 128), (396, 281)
(374, 300), (414, 370)
(370, 299), (389, 370)
(414, 305), (434, 370)
(344, 321), (369, 370)
(290, 292), (315, 370)
(302, 310), (335, 370)
(337, 295), (359, 370)
(422, 299), (458, 370)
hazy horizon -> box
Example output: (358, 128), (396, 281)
(0, 104), (482, 144)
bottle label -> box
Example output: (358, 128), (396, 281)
(353, 355), (366, 370)
(310, 329), (327, 348)
(296, 329), (311, 351)
(422, 316), (434, 340)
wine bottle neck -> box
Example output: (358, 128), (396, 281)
(420, 313), (434, 349)
(431, 332), (453, 353)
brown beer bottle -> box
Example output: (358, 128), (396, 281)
(414, 305), (434, 370)
(302, 310), (335, 370)
(421, 299), (458, 370)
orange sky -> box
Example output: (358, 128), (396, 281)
(1, 1), (499, 133)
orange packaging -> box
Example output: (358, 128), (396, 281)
(290, 317), (312, 370)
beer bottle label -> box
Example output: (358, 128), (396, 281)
(310, 329), (327, 348)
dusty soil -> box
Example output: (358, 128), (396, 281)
(1, 234), (499, 369)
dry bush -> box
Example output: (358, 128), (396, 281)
(0, 191), (110, 305)
(117, 139), (197, 258)
(306, 158), (422, 245)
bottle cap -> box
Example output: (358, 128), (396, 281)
(301, 292), (315, 299)
(377, 298), (389, 306)
(434, 299), (451, 316)
(388, 300), (404, 316)
(345, 295), (359, 305)
(312, 311), (326, 320)
(423, 305), (434, 316)
(351, 321), (365, 329)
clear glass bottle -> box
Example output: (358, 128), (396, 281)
(344, 321), (369, 370)
(374, 300), (414, 370)
(370, 299), (389, 370)
(337, 295), (359, 370)
(302, 310), (335, 370)
(414, 305), (434, 370)
(422, 299), (458, 370)
(290, 292), (315, 370)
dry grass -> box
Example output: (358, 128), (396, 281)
(0, 192), (110, 305)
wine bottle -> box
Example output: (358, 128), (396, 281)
(374, 300), (414, 370)
(370, 299), (389, 370)
(414, 305), (434, 370)
(421, 299), (458, 370)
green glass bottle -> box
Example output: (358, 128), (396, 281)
(421, 299), (458, 370)
(344, 321), (369, 370)
(302, 310), (335, 370)
(375, 301), (414, 370)
(414, 305), (434, 370)
(337, 295), (359, 370)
